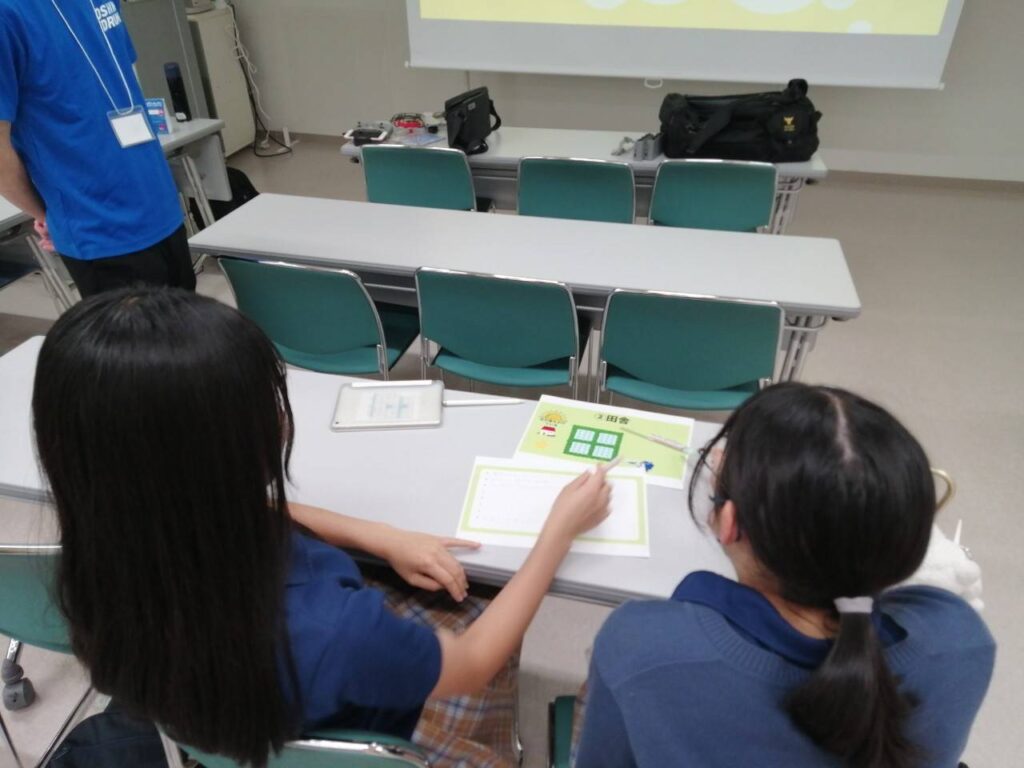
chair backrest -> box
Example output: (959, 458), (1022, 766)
(601, 291), (782, 391)
(649, 160), (777, 232)
(517, 157), (635, 224)
(416, 268), (578, 368)
(0, 544), (69, 654)
(362, 145), (476, 211)
(219, 258), (387, 370)
(181, 733), (430, 768)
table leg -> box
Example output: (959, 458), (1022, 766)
(779, 314), (827, 381)
(771, 175), (806, 234)
(28, 236), (79, 312)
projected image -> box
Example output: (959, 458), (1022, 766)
(420, 0), (950, 35)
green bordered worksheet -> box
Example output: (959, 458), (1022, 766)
(456, 457), (649, 558)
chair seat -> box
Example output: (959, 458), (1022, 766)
(433, 315), (592, 389)
(434, 351), (575, 388)
(276, 304), (419, 375)
(605, 368), (759, 411)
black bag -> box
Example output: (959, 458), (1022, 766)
(658, 79), (821, 163)
(444, 87), (502, 155)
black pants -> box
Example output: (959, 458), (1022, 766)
(60, 225), (196, 299)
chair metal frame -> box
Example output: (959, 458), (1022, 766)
(163, 730), (432, 768)
(361, 144), (478, 212)
(596, 288), (784, 405)
(647, 158), (779, 233)
(0, 543), (98, 768)
(219, 257), (395, 379)
(415, 266), (583, 399)
(515, 156), (637, 223)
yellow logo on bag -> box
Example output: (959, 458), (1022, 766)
(783, 115), (797, 133)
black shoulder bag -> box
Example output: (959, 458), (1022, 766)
(444, 87), (502, 156)
(659, 79), (821, 163)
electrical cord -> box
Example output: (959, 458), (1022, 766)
(223, 0), (292, 158)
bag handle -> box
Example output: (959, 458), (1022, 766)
(489, 100), (502, 133)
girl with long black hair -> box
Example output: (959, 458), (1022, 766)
(33, 287), (613, 767)
(575, 383), (994, 767)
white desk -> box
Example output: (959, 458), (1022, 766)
(0, 336), (731, 604)
(189, 194), (860, 379)
(341, 126), (828, 233)
(0, 198), (29, 233)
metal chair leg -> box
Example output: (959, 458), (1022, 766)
(34, 686), (96, 767)
(0, 709), (24, 768)
(159, 729), (187, 768)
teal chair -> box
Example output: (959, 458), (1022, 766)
(548, 695), (576, 768)
(220, 258), (419, 377)
(598, 290), (782, 411)
(649, 159), (777, 232)
(175, 731), (430, 767)
(517, 157), (635, 224)
(0, 543), (96, 768)
(416, 267), (586, 397)
(362, 145), (476, 211)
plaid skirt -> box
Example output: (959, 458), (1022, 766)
(363, 565), (520, 768)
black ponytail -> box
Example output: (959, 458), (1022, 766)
(689, 383), (935, 768)
(787, 612), (920, 767)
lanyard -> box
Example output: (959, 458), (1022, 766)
(49, 0), (134, 114)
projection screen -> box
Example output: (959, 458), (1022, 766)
(406, 0), (964, 89)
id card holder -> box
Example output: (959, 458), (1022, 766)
(108, 106), (156, 148)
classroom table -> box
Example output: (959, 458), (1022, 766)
(0, 336), (731, 605)
(188, 194), (861, 380)
(341, 126), (828, 233)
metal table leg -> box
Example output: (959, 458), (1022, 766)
(771, 175), (806, 234)
(779, 314), (828, 381)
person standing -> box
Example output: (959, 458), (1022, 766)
(0, 0), (194, 298)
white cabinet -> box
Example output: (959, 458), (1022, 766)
(188, 8), (255, 157)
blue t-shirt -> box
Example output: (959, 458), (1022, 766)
(576, 572), (995, 768)
(0, 0), (182, 260)
(283, 533), (442, 738)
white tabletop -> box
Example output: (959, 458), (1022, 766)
(0, 336), (731, 603)
(159, 117), (225, 154)
(189, 194), (860, 319)
(342, 126), (828, 179)
(0, 197), (30, 231)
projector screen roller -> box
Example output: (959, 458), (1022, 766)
(407, 0), (964, 89)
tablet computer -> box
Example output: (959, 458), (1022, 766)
(331, 380), (444, 431)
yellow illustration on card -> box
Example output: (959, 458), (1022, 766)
(420, 0), (950, 36)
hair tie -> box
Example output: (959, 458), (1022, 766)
(834, 596), (873, 614)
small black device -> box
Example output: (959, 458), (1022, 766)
(444, 87), (501, 155)
(163, 62), (192, 122)
(343, 127), (391, 147)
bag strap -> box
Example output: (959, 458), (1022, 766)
(489, 100), (502, 132)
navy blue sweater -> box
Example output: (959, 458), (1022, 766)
(577, 578), (994, 767)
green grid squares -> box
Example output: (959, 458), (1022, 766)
(563, 426), (622, 461)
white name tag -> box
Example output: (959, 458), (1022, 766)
(108, 106), (156, 148)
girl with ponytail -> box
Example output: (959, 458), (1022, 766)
(576, 383), (994, 768)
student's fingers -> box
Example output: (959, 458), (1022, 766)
(430, 556), (469, 602)
(405, 573), (445, 593)
(441, 537), (482, 550)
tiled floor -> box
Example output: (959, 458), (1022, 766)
(1, 136), (1022, 766)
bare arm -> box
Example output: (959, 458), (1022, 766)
(288, 501), (480, 601)
(0, 121), (44, 220)
(430, 467), (612, 698)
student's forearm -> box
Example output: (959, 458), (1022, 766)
(288, 501), (393, 557)
(432, 524), (573, 697)
(0, 131), (44, 220)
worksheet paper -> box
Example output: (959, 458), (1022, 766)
(515, 396), (695, 489)
(457, 458), (649, 558)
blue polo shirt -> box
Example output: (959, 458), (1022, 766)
(0, 0), (182, 260)
(576, 572), (995, 768)
(283, 533), (442, 738)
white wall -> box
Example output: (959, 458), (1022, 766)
(232, 0), (1024, 182)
